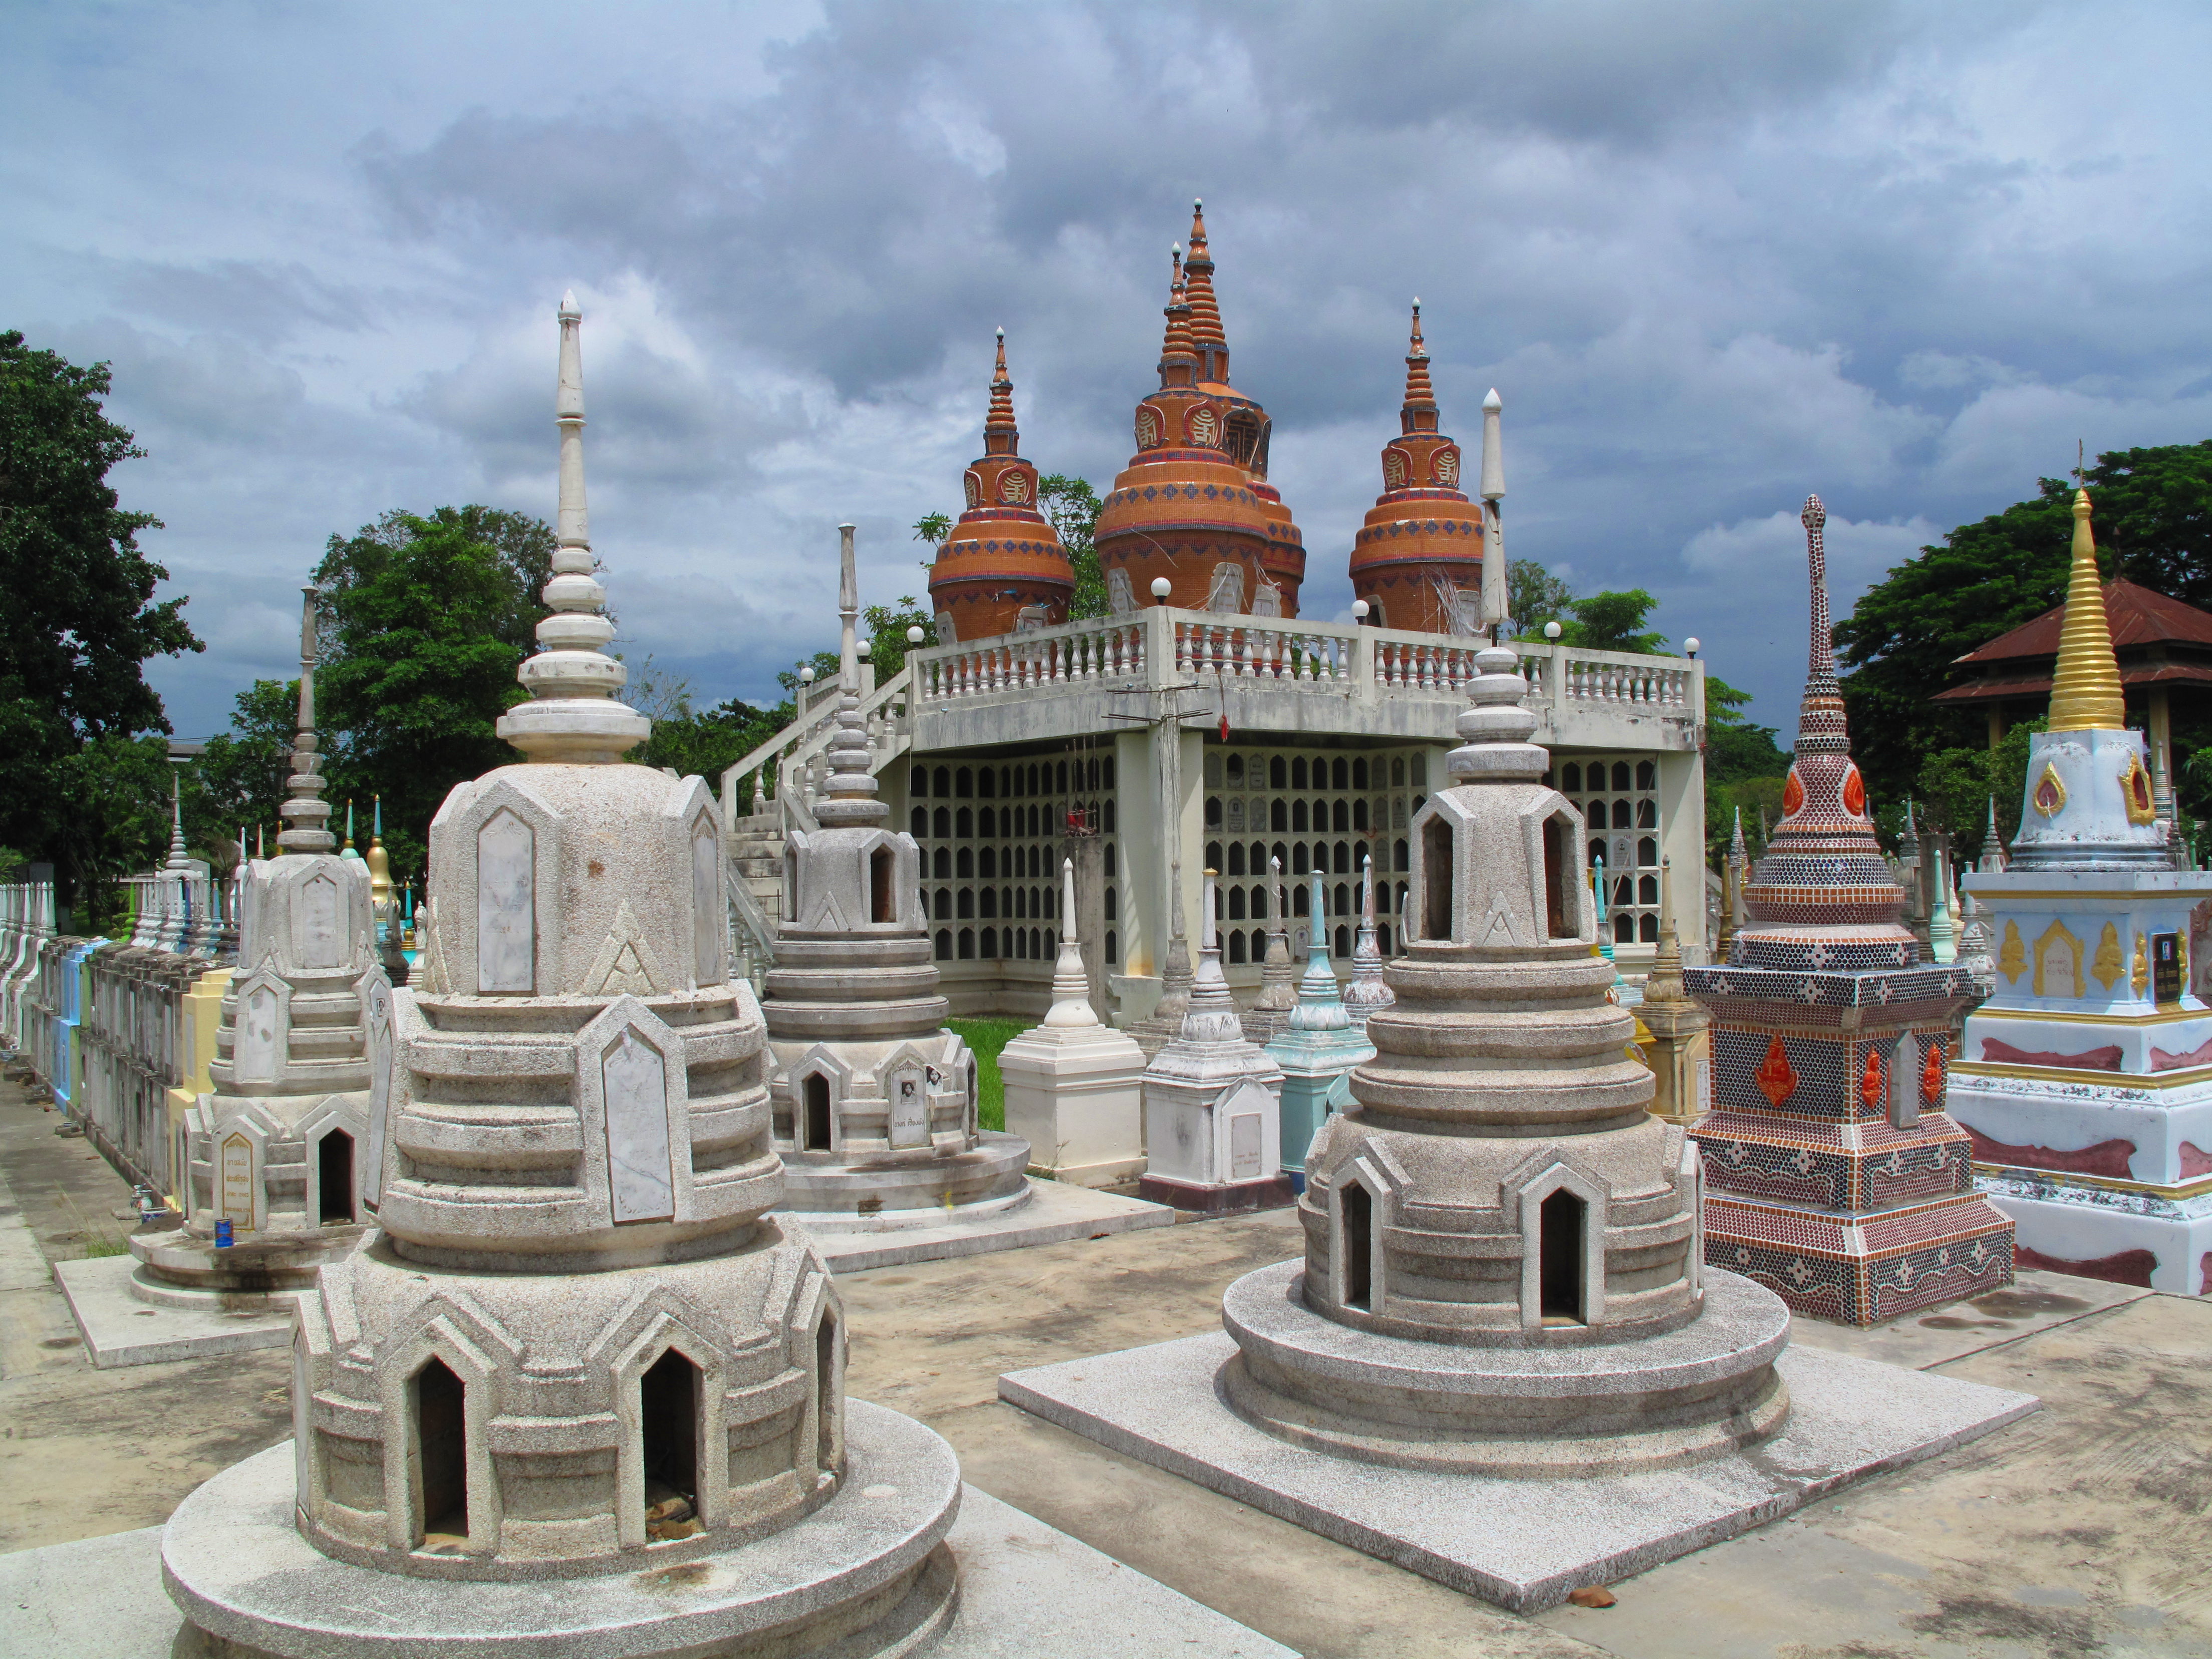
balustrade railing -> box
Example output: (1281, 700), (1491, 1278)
(1173, 617), (1357, 682)
(914, 616), (1147, 700)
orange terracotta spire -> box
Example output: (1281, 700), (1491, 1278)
(984, 327), (1016, 450)
(1401, 300), (1437, 431)
(1348, 300), (1484, 634)
(926, 330), (1073, 644)
(1095, 203), (1303, 615)
(1183, 199), (1228, 385)
(1158, 245), (1197, 388)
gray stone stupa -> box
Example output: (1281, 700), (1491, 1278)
(760, 526), (1029, 1226)
(1227, 643), (1789, 1472)
(131, 587), (385, 1309)
(160, 295), (965, 1657)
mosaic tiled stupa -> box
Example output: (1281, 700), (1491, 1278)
(925, 329), (1074, 644)
(1949, 487), (2212, 1292)
(160, 295), (964, 1657)
(1685, 497), (2013, 1326)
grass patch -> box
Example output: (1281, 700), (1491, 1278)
(948, 1017), (1035, 1134)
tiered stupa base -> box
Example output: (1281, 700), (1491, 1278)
(1701, 1192), (2015, 1325)
(1217, 1261), (1790, 1478)
(127, 1222), (366, 1307)
(778, 1133), (1031, 1228)
(163, 1402), (961, 1659)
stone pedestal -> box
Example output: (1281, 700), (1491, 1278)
(1139, 873), (1290, 1213)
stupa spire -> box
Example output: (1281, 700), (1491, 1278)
(1042, 858), (1100, 1028)
(1157, 244), (1197, 388)
(496, 291), (651, 764)
(984, 327), (1018, 454)
(817, 523), (885, 828)
(277, 586), (334, 854)
(1179, 871), (1244, 1042)
(1342, 853), (1394, 1024)
(164, 766), (191, 873)
(2047, 487), (2127, 733)
(1183, 198), (1227, 377)
(1400, 299), (1437, 432)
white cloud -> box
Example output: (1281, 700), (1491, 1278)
(2, 0), (2206, 739)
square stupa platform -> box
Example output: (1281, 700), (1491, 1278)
(777, 1175), (1174, 1273)
(53, 1253), (298, 1368)
(0, 1481), (1294, 1659)
(1000, 1308), (2038, 1614)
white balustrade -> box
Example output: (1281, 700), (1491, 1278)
(915, 617), (1147, 701)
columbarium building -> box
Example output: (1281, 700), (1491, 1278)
(724, 204), (1709, 1024)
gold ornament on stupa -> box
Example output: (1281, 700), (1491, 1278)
(2046, 488), (2127, 733)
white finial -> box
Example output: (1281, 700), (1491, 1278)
(1480, 389), (1505, 500)
(996, 325), (1004, 340)
(497, 294), (649, 763)
(1194, 196), (1202, 210)
(1413, 295), (1421, 311)
(1043, 857), (1098, 1027)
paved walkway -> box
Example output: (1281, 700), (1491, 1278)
(1, 1071), (2202, 1656)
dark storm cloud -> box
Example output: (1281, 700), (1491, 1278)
(4, 0), (2207, 741)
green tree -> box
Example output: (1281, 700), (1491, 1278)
(1836, 441), (2212, 811)
(1913, 718), (2043, 864)
(642, 697), (787, 787)
(1038, 474), (1108, 620)
(1703, 676), (1792, 864)
(0, 330), (202, 903)
(315, 511), (544, 877)
(195, 678), (298, 852)
(1559, 589), (1668, 654)
(1506, 558), (1574, 637)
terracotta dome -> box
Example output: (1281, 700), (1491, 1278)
(927, 330), (1074, 644)
(1348, 302), (1486, 634)
(1094, 202), (1304, 618)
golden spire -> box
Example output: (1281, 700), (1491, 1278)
(2046, 486), (2126, 733)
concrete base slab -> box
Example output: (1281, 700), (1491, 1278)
(54, 1253), (297, 1368)
(781, 1178), (1174, 1274)
(1000, 1324), (2038, 1613)
(0, 1477), (1292, 1659)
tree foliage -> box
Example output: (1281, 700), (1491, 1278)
(314, 509), (547, 878)
(195, 677), (298, 852)
(1835, 441), (2212, 811)
(1506, 558), (1574, 637)
(0, 330), (202, 904)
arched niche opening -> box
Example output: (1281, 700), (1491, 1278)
(641, 1348), (701, 1529)
(802, 1074), (833, 1153)
(1341, 1182), (1373, 1311)
(1422, 816), (1454, 941)
(869, 846), (894, 924)
(318, 1129), (355, 1225)
(815, 1311), (839, 1473)
(1541, 813), (1575, 941)
(411, 1357), (468, 1547)
(1539, 1190), (1587, 1325)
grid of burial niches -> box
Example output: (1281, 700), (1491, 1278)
(1551, 754), (1663, 945)
(907, 756), (1121, 968)
(1202, 747), (1433, 967)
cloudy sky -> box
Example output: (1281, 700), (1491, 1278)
(8, 1), (2209, 742)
